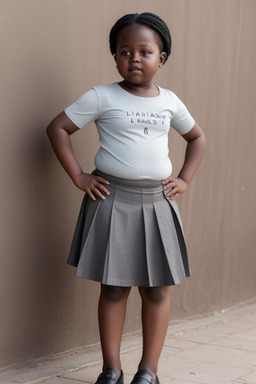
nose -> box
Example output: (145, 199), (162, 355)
(130, 52), (140, 62)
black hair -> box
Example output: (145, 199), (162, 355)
(109, 12), (172, 63)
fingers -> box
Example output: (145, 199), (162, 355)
(162, 177), (174, 186)
(162, 177), (188, 200)
(88, 176), (111, 201)
(75, 173), (111, 201)
(91, 186), (110, 201)
(162, 177), (174, 192)
(167, 188), (179, 200)
(164, 184), (178, 200)
(96, 176), (110, 186)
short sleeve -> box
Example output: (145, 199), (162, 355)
(171, 95), (195, 135)
(64, 88), (101, 129)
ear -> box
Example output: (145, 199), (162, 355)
(159, 52), (167, 66)
(113, 53), (117, 63)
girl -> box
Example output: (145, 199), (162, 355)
(47, 12), (205, 384)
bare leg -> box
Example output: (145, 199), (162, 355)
(138, 286), (171, 378)
(98, 284), (131, 376)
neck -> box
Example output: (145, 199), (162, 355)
(118, 81), (159, 97)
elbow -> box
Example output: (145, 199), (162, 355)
(46, 119), (60, 143)
(46, 115), (62, 138)
(201, 131), (206, 150)
(46, 123), (51, 137)
(46, 122), (55, 139)
(46, 112), (63, 138)
(46, 111), (78, 137)
(195, 122), (206, 150)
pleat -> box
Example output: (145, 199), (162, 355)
(153, 199), (189, 284)
(74, 194), (114, 281)
(167, 199), (190, 277)
(142, 203), (175, 286)
(67, 194), (90, 267)
(101, 192), (148, 286)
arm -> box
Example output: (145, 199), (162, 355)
(46, 111), (110, 200)
(162, 122), (206, 200)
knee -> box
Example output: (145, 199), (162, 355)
(139, 286), (170, 304)
(101, 285), (131, 302)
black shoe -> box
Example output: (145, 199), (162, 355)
(95, 368), (124, 384)
(130, 369), (159, 384)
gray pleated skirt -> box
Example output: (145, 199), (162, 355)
(67, 170), (191, 287)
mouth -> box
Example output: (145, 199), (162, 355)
(129, 66), (142, 72)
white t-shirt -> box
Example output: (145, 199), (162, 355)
(65, 82), (195, 180)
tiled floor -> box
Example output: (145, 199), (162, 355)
(1, 302), (256, 384)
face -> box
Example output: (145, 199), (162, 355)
(115, 23), (166, 89)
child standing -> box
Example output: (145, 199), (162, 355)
(47, 12), (205, 384)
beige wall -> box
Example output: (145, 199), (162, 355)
(1, 0), (256, 369)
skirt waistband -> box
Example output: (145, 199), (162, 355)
(95, 169), (163, 193)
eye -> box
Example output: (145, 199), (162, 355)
(140, 50), (150, 56)
(121, 51), (131, 56)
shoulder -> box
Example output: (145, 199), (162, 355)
(92, 82), (119, 96)
(73, 83), (118, 101)
(158, 86), (181, 102)
(158, 86), (191, 111)
(67, 83), (118, 110)
(92, 83), (126, 107)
